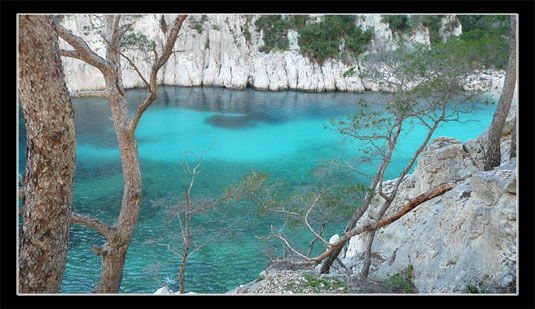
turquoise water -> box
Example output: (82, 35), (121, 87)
(18, 86), (498, 293)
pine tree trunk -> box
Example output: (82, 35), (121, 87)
(484, 16), (517, 171)
(18, 15), (76, 293)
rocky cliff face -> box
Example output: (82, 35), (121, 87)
(337, 103), (517, 293)
(59, 14), (499, 95)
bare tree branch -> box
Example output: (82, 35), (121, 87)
(71, 212), (112, 239)
(57, 25), (112, 75)
(109, 15), (122, 48)
(313, 183), (453, 264)
(118, 22), (135, 37)
(303, 190), (330, 248)
(69, 90), (110, 98)
(256, 224), (314, 261)
(307, 222), (326, 257)
(129, 14), (188, 132)
(118, 50), (150, 88)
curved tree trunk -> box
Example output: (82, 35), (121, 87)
(91, 70), (143, 293)
(484, 16), (517, 171)
(58, 15), (188, 293)
(18, 15), (76, 293)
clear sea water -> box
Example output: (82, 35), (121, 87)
(18, 86), (498, 293)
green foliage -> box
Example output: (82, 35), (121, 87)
(456, 15), (511, 70)
(417, 15), (443, 44)
(298, 15), (372, 64)
(254, 15), (298, 52)
(120, 32), (155, 54)
(381, 15), (409, 33)
(82, 25), (94, 36)
(243, 26), (251, 42)
(382, 15), (445, 43)
(227, 167), (366, 258)
(343, 28), (373, 59)
(379, 265), (417, 293)
(466, 283), (489, 293)
(302, 273), (345, 293)
(343, 66), (357, 78)
(226, 170), (286, 215)
(189, 15), (207, 34)
(330, 39), (485, 191)
(160, 15), (168, 34)
(254, 15), (372, 62)
(458, 15), (510, 33)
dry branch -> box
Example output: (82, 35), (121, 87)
(69, 90), (110, 99)
(71, 212), (112, 239)
(129, 14), (188, 132)
(57, 25), (112, 76)
(314, 183), (453, 263)
(269, 183), (453, 268)
(118, 51), (150, 88)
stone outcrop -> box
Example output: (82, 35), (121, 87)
(439, 14), (463, 43)
(338, 104), (517, 293)
(60, 14), (501, 94)
(228, 270), (351, 294)
(463, 70), (507, 95)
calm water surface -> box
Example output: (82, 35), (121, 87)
(18, 86), (497, 293)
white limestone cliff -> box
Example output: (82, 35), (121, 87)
(60, 14), (498, 94)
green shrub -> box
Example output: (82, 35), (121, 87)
(189, 15), (207, 34)
(254, 15), (372, 62)
(379, 265), (417, 293)
(160, 15), (168, 34)
(343, 66), (357, 78)
(466, 283), (489, 293)
(382, 15), (409, 33)
(457, 27), (510, 69)
(455, 15), (511, 70)
(255, 15), (290, 52)
(458, 15), (510, 33)
(120, 32), (155, 54)
(302, 273), (345, 293)
(297, 15), (372, 64)
(243, 27), (251, 42)
(419, 15), (443, 44)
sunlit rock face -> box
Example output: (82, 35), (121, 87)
(60, 14), (499, 94)
(439, 14), (463, 43)
(340, 104), (517, 293)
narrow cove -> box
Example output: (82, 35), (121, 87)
(18, 86), (498, 293)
